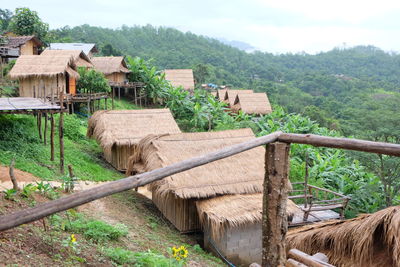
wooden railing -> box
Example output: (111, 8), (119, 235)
(1, 132), (400, 266)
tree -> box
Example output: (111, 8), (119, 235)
(8, 8), (48, 40)
(193, 63), (210, 84)
(76, 67), (111, 94)
(0, 9), (13, 33)
(101, 43), (123, 56)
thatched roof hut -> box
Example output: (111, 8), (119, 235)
(0, 35), (43, 57)
(216, 89), (227, 100)
(41, 49), (93, 68)
(8, 55), (79, 97)
(224, 89), (253, 107)
(128, 128), (264, 232)
(232, 92), (272, 115)
(164, 69), (195, 90)
(197, 193), (301, 240)
(87, 109), (181, 171)
(287, 206), (400, 267)
(91, 56), (130, 83)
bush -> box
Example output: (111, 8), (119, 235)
(77, 67), (111, 94)
(104, 247), (135, 265)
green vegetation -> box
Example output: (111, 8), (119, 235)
(77, 67), (111, 94)
(8, 7), (48, 41)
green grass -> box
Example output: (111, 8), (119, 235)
(0, 99), (141, 182)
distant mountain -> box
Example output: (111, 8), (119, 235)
(216, 38), (256, 52)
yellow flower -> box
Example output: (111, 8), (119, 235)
(70, 234), (77, 243)
(176, 256), (181, 261)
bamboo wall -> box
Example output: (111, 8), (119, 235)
(20, 40), (38, 55)
(109, 143), (136, 171)
(105, 72), (127, 83)
(19, 75), (66, 98)
(152, 191), (201, 233)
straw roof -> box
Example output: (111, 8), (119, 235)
(129, 128), (264, 199)
(224, 89), (254, 106)
(8, 55), (79, 79)
(164, 69), (195, 90)
(2, 35), (43, 48)
(91, 56), (130, 75)
(232, 92), (272, 115)
(216, 89), (227, 100)
(287, 206), (400, 267)
(41, 49), (93, 68)
(197, 193), (301, 240)
(87, 109), (181, 151)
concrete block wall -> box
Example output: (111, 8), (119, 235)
(204, 222), (262, 266)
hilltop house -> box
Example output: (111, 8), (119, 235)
(8, 55), (79, 98)
(0, 35), (43, 61)
(231, 92), (272, 115)
(164, 69), (195, 91)
(223, 89), (253, 107)
(49, 43), (98, 58)
(91, 57), (130, 83)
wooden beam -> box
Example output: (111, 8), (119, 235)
(43, 113), (48, 145)
(278, 133), (400, 156)
(262, 142), (290, 267)
(0, 131), (281, 231)
(59, 93), (65, 174)
(50, 114), (55, 161)
(288, 249), (334, 267)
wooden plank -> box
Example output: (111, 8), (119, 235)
(288, 249), (335, 267)
(262, 142), (290, 266)
(0, 131), (282, 231)
(278, 133), (400, 156)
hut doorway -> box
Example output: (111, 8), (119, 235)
(65, 73), (77, 95)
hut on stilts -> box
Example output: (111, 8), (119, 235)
(8, 55), (79, 99)
(91, 56), (130, 83)
(231, 92), (272, 115)
(223, 89), (253, 107)
(87, 109), (181, 171)
(40, 49), (93, 69)
(126, 128), (266, 233)
(286, 205), (400, 267)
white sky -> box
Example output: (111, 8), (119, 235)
(3, 0), (400, 54)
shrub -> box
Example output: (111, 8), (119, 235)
(104, 247), (135, 265)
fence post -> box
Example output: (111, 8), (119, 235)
(262, 142), (290, 266)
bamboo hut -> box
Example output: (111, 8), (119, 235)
(87, 109), (181, 171)
(164, 69), (195, 90)
(232, 92), (272, 115)
(41, 49), (93, 68)
(127, 128), (265, 232)
(224, 89), (253, 107)
(287, 205), (400, 267)
(0, 35), (43, 58)
(91, 56), (130, 83)
(8, 55), (79, 98)
(215, 89), (227, 100)
(197, 194), (301, 266)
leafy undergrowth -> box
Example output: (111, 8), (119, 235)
(0, 187), (224, 266)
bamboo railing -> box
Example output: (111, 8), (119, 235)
(1, 131), (400, 266)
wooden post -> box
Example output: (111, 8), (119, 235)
(105, 97), (107, 110)
(118, 87), (121, 100)
(112, 87), (115, 109)
(38, 112), (42, 141)
(59, 93), (65, 174)
(43, 113), (48, 145)
(262, 142), (290, 267)
(67, 165), (75, 193)
(50, 113), (55, 161)
(9, 158), (19, 191)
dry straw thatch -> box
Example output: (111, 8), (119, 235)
(91, 56), (130, 75)
(41, 49), (93, 68)
(164, 69), (195, 90)
(129, 128), (264, 199)
(216, 89), (227, 100)
(232, 92), (272, 115)
(197, 193), (301, 240)
(8, 55), (79, 79)
(287, 205), (400, 267)
(87, 109), (181, 170)
(224, 89), (254, 107)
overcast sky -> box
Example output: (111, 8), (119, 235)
(4, 0), (400, 54)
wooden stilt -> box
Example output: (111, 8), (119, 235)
(59, 93), (65, 174)
(118, 87), (121, 100)
(43, 113), (48, 145)
(105, 98), (107, 110)
(38, 112), (42, 141)
(50, 114), (55, 161)
(112, 87), (115, 109)
(262, 142), (290, 267)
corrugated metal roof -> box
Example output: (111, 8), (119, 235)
(49, 43), (98, 56)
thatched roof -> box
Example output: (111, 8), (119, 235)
(8, 55), (79, 79)
(49, 43), (98, 56)
(287, 206), (400, 267)
(224, 89), (254, 106)
(197, 193), (301, 240)
(91, 56), (130, 75)
(164, 69), (195, 90)
(2, 35), (43, 48)
(232, 92), (272, 115)
(41, 49), (93, 68)
(128, 128), (264, 199)
(87, 109), (181, 151)
(216, 89), (227, 100)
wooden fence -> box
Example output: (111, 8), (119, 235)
(1, 131), (400, 266)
